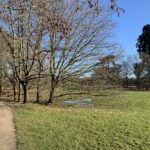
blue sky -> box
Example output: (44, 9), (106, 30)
(114, 0), (150, 55)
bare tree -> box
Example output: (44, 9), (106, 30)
(0, 0), (46, 103)
(39, 1), (117, 103)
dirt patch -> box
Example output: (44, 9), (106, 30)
(0, 102), (17, 150)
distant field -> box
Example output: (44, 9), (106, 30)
(14, 91), (150, 150)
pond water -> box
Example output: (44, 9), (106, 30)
(63, 99), (92, 105)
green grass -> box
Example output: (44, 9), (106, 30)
(14, 91), (150, 150)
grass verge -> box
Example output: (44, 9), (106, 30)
(14, 91), (150, 150)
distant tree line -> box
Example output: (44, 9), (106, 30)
(120, 24), (150, 90)
(74, 24), (150, 92)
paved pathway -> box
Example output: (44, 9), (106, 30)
(0, 102), (17, 150)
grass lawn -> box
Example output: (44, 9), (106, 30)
(14, 91), (150, 150)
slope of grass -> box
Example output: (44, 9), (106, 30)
(14, 91), (150, 150)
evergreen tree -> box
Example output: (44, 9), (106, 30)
(137, 24), (150, 55)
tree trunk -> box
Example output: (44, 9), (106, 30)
(138, 83), (141, 89)
(126, 76), (128, 88)
(48, 75), (55, 103)
(13, 84), (16, 101)
(137, 77), (140, 89)
(17, 81), (21, 102)
(48, 87), (55, 103)
(22, 83), (28, 104)
(48, 32), (56, 104)
(36, 87), (40, 103)
(36, 77), (40, 103)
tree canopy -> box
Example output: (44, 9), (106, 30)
(137, 24), (150, 55)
